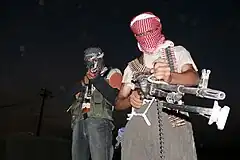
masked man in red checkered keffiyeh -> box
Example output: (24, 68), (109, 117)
(115, 12), (200, 160)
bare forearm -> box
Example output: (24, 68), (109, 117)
(170, 71), (199, 86)
(115, 97), (131, 110)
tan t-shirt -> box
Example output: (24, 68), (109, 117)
(122, 41), (198, 88)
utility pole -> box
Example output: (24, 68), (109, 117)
(36, 88), (53, 136)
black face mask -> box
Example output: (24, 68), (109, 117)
(85, 58), (104, 75)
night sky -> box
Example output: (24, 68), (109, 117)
(0, 0), (239, 152)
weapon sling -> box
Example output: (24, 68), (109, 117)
(89, 69), (119, 106)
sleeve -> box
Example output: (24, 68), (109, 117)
(122, 65), (135, 89)
(106, 68), (123, 90)
(65, 82), (84, 105)
(174, 46), (198, 73)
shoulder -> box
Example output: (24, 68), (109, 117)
(106, 68), (123, 90)
(123, 65), (133, 76)
(173, 45), (192, 61)
(120, 57), (137, 75)
(128, 57), (140, 65)
(173, 45), (198, 71)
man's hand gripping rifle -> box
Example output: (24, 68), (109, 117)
(131, 69), (230, 130)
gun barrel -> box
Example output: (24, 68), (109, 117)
(178, 86), (226, 100)
(156, 84), (226, 100)
(198, 88), (226, 100)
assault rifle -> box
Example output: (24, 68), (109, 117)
(131, 69), (230, 130)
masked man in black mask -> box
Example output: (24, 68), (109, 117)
(67, 47), (122, 160)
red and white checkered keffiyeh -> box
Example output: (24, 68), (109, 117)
(130, 12), (165, 54)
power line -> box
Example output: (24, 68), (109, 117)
(0, 84), (71, 110)
(0, 98), (38, 109)
(0, 90), (45, 109)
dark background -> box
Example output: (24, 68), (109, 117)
(0, 0), (239, 159)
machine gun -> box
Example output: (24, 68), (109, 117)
(131, 69), (230, 130)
